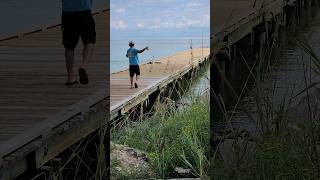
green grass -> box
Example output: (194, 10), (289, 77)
(211, 10), (320, 180)
(111, 97), (210, 179)
(255, 136), (318, 179)
(213, 132), (320, 180)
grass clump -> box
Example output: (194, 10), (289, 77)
(211, 7), (320, 179)
(255, 135), (318, 180)
(112, 96), (210, 179)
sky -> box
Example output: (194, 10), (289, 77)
(110, 0), (210, 40)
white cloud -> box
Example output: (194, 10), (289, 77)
(115, 7), (126, 14)
(111, 0), (210, 31)
(151, 25), (160, 29)
(137, 22), (145, 28)
(147, 15), (208, 30)
(111, 20), (128, 30)
(186, 2), (203, 7)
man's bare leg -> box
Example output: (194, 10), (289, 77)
(135, 75), (139, 88)
(78, 43), (94, 84)
(65, 48), (76, 83)
(130, 76), (134, 88)
(80, 43), (95, 69)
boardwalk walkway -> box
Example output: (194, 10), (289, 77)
(212, 0), (253, 33)
(110, 48), (210, 118)
(211, 0), (296, 52)
(0, 9), (108, 178)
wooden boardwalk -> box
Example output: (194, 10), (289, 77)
(0, 9), (108, 178)
(211, 0), (297, 52)
(212, 0), (253, 33)
(110, 48), (210, 118)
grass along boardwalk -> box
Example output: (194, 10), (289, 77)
(110, 48), (210, 120)
(0, 9), (108, 179)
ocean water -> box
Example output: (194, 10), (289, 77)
(0, 0), (107, 37)
(110, 38), (210, 73)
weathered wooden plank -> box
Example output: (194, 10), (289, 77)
(212, 0), (294, 52)
(0, 88), (107, 158)
(0, 11), (108, 163)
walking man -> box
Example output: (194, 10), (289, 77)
(126, 41), (148, 89)
(62, 0), (96, 85)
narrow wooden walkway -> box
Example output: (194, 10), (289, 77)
(212, 0), (253, 33)
(0, 9), (108, 178)
(110, 48), (210, 117)
(211, 0), (296, 52)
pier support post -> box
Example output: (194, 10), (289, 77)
(140, 102), (144, 121)
(265, 19), (276, 44)
(284, 4), (296, 26)
(252, 23), (267, 56)
(279, 8), (287, 27)
(306, 0), (312, 20)
(225, 45), (236, 86)
(212, 50), (227, 120)
(297, 0), (303, 21)
(312, 0), (318, 6)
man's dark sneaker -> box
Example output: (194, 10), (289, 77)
(134, 83), (138, 88)
(78, 68), (89, 84)
(65, 80), (79, 86)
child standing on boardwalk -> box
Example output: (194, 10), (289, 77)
(126, 41), (148, 89)
(62, 0), (96, 85)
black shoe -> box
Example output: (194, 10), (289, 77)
(78, 68), (88, 84)
(65, 80), (78, 86)
(134, 83), (138, 88)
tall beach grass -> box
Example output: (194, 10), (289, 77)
(111, 92), (210, 179)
